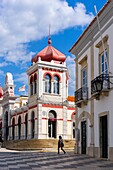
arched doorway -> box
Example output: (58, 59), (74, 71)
(48, 110), (57, 138)
(31, 111), (35, 138)
(77, 111), (92, 155)
(12, 118), (15, 140)
(4, 112), (8, 140)
(18, 116), (21, 139)
(25, 114), (28, 139)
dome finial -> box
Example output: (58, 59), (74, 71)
(48, 24), (52, 45)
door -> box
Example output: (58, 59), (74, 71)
(100, 115), (108, 158)
(81, 121), (87, 154)
(48, 118), (56, 138)
(48, 110), (57, 138)
(12, 118), (15, 140)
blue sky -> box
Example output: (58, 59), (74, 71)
(0, 0), (107, 96)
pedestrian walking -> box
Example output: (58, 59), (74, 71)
(58, 136), (66, 154)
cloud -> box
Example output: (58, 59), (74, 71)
(5, 44), (35, 65)
(66, 55), (76, 96)
(0, 0), (94, 65)
(14, 72), (28, 85)
(0, 62), (8, 67)
(0, 70), (5, 78)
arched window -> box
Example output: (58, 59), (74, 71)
(25, 114), (28, 139)
(53, 75), (59, 94)
(5, 112), (8, 140)
(18, 116), (21, 140)
(45, 74), (51, 93)
(34, 73), (37, 94)
(12, 118), (15, 140)
(30, 76), (33, 96)
(31, 111), (35, 138)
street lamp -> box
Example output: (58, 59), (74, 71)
(94, 78), (103, 92)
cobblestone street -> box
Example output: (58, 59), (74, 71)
(0, 148), (113, 169)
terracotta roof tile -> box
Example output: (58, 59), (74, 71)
(67, 96), (75, 102)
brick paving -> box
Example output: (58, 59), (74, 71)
(0, 148), (113, 169)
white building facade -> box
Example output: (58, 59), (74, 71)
(0, 38), (75, 141)
(70, 0), (113, 160)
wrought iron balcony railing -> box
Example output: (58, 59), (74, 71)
(91, 74), (113, 95)
(75, 86), (88, 103)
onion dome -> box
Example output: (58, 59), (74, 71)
(0, 86), (3, 98)
(32, 38), (66, 63)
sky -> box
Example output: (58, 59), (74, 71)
(0, 0), (107, 96)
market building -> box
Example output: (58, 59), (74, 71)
(0, 37), (75, 141)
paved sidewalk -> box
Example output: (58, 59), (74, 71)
(0, 148), (113, 169)
(0, 147), (19, 152)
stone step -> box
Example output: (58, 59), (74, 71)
(3, 139), (75, 151)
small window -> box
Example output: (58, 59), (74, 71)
(82, 67), (87, 87)
(100, 51), (108, 74)
(45, 74), (51, 93)
(34, 74), (37, 94)
(53, 75), (59, 94)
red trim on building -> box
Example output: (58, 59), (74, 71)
(29, 105), (37, 109)
(49, 118), (57, 122)
(42, 68), (62, 72)
(52, 73), (61, 82)
(58, 118), (63, 121)
(68, 107), (76, 110)
(11, 110), (28, 118)
(67, 120), (72, 122)
(24, 110), (28, 113)
(71, 111), (76, 120)
(30, 75), (34, 84)
(42, 104), (63, 108)
(42, 117), (47, 120)
(43, 72), (52, 79)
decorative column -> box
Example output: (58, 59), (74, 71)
(2, 109), (5, 141)
(37, 102), (42, 139)
(8, 110), (11, 140)
(21, 108), (24, 139)
(51, 81), (54, 93)
(15, 111), (18, 140)
(89, 43), (95, 157)
(63, 102), (67, 139)
(37, 66), (43, 138)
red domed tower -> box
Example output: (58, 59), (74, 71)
(31, 37), (66, 63)
(26, 36), (71, 139)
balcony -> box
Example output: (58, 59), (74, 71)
(91, 74), (113, 99)
(75, 87), (88, 108)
